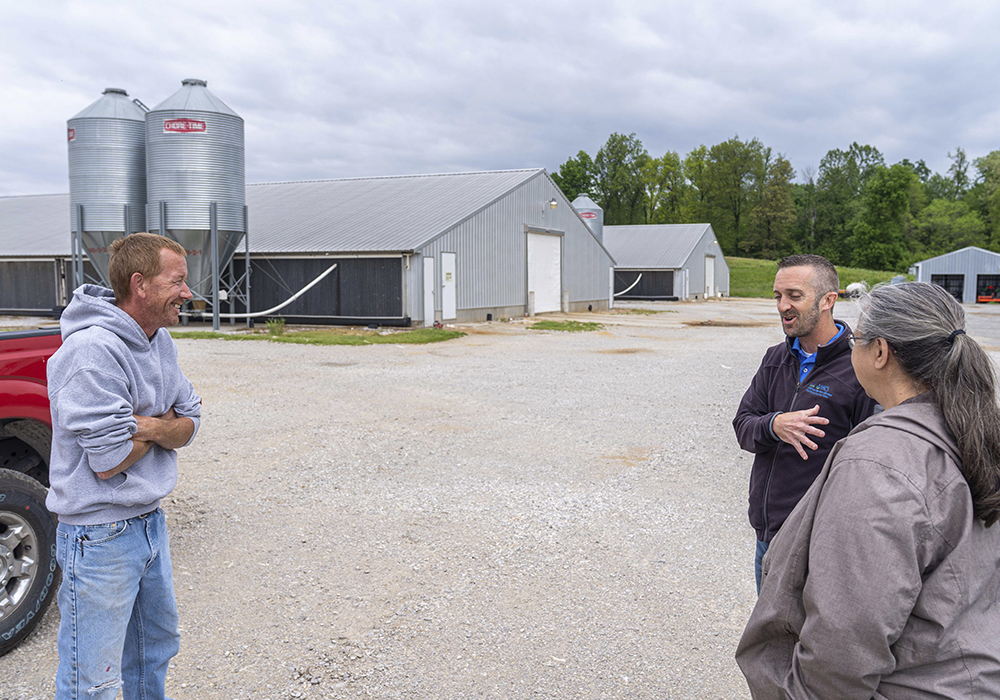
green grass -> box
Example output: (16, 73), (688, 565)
(170, 327), (465, 345)
(728, 257), (913, 298)
(528, 320), (604, 332)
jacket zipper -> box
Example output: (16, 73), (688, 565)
(761, 382), (802, 541)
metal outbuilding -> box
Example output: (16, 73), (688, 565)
(911, 246), (1000, 304)
(602, 224), (729, 300)
(0, 169), (615, 324)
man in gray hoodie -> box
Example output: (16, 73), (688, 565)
(46, 232), (201, 700)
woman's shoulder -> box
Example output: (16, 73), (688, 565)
(833, 400), (966, 501)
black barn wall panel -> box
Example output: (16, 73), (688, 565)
(231, 257), (403, 321)
(614, 270), (675, 299)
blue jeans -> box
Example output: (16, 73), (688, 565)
(55, 508), (179, 700)
(754, 538), (770, 595)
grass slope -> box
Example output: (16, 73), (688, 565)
(728, 257), (911, 298)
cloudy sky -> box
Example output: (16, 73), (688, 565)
(2, 0), (998, 197)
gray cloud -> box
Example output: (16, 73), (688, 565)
(2, 0), (999, 196)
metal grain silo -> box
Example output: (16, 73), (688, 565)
(67, 88), (148, 286)
(572, 193), (603, 244)
(145, 79), (245, 297)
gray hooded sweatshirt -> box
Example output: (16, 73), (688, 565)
(736, 393), (1000, 698)
(45, 284), (201, 525)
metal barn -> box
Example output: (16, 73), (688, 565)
(0, 193), (79, 316)
(602, 224), (729, 301)
(0, 169), (615, 324)
(911, 246), (1000, 304)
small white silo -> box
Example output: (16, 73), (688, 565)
(571, 193), (603, 244)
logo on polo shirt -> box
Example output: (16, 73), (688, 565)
(805, 383), (832, 399)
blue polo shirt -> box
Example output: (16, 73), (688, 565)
(768, 323), (845, 439)
(792, 323), (845, 384)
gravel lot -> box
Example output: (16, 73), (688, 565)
(5, 297), (1000, 700)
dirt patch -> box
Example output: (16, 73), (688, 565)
(595, 348), (654, 355)
(682, 320), (772, 328)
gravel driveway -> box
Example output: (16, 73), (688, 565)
(5, 297), (1000, 700)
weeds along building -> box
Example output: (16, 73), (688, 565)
(602, 223), (729, 301)
(0, 169), (616, 325)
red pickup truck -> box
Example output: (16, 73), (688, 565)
(0, 327), (61, 655)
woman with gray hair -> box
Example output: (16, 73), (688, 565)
(736, 281), (1000, 698)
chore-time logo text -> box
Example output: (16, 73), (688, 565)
(163, 119), (207, 134)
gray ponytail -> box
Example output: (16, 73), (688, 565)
(855, 282), (1000, 526)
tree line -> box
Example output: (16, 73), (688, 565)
(552, 133), (1000, 271)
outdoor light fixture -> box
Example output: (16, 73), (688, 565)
(548, 198), (558, 209)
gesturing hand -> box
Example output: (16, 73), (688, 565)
(772, 405), (829, 460)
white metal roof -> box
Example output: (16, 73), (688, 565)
(0, 169), (546, 257)
(913, 245), (1000, 266)
(0, 193), (72, 256)
(603, 223), (714, 269)
(246, 169), (543, 253)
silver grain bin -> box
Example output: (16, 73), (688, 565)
(145, 79), (245, 297)
(571, 193), (603, 244)
(67, 88), (148, 286)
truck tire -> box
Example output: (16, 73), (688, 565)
(0, 469), (60, 656)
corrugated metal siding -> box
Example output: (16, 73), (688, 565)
(684, 227), (729, 297)
(411, 172), (614, 319)
(914, 246), (1000, 303)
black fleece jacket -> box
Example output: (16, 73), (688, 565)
(733, 321), (878, 542)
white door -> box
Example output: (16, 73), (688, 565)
(527, 233), (561, 313)
(423, 256), (435, 327)
(442, 252), (456, 320)
(705, 256), (715, 297)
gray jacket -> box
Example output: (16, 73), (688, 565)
(736, 393), (1000, 699)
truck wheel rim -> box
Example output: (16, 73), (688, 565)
(0, 512), (38, 619)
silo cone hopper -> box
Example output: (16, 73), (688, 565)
(166, 227), (245, 299)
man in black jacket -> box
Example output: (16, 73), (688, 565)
(733, 254), (877, 593)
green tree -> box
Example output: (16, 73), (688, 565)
(909, 199), (986, 262)
(742, 155), (796, 258)
(704, 135), (768, 254)
(640, 151), (686, 224)
(948, 147), (971, 199)
(551, 150), (595, 202)
(849, 164), (914, 270)
(791, 167), (817, 253)
(814, 143), (885, 264)
(680, 145), (713, 224)
(592, 132), (649, 225)
(973, 150), (1000, 247)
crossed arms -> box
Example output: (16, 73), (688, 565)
(96, 407), (195, 480)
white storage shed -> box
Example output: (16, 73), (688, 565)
(911, 246), (1000, 304)
(602, 224), (728, 300)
